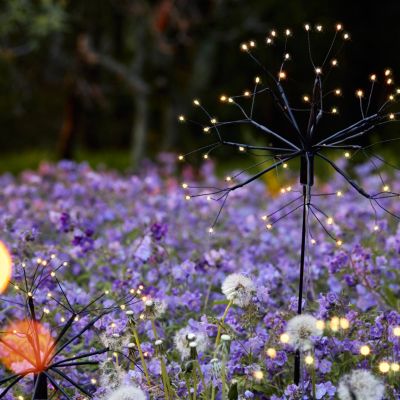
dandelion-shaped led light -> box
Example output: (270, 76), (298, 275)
(179, 23), (400, 384)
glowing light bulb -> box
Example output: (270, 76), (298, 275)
(266, 348), (277, 358)
(178, 155), (184, 161)
(393, 326), (400, 336)
(335, 88), (342, 96)
(383, 185), (390, 192)
(228, 97), (234, 103)
(279, 71), (287, 80)
(385, 69), (392, 76)
(311, 239), (317, 245)
(255, 76), (261, 84)
(284, 53), (290, 60)
(340, 318), (349, 329)
(203, 127), (210, 133)
(344, 152), (351, 158)
(182, 183), (188, 189)
(266, 37), (273, 45)
(336, 239), (343, 247)
(387, 78), (393, 85)
(391, 363), (400, 372)
(285, 29), (291, 36)
(370, 74), (377, 81)
(225, 176), (232, 182)
(303, 95), (310, 102)
(178, 115), (185, 122)
(343, 32), (350, 40)
(208, 227), (214, 234)
(266, 224), (273, 230)
(203, 154), (208, 159)
(331, 59), (338, 66)
(327, 217), (334, 225)
(283, 163), (288, 169)
(249, 40), (256, 47)
(280, 333), (289, 343)
(271, 30), (277, 37)
(261, 215), (268, 221)
(330, 316), (340, 331)
(373, 225), (379, 232)
(379, 362), (390, 373)
(304, 24), (310, 31)
(315, 67), (322, 74)
(253, 370), (264, 380)
(220, 95), (227, 102)
(316, 25), (323, 32)
(316, 320), (325, 330)
(336, 23), (343, 31)
(356, 90), (364, 98)
(210, 118), (217, 124)
(360, 345), (370, 356)
(305, 355), (314, 365)
(0, 241), (12, 294)
(193, 99), (200, 106)
(241, 43), (248, 51)
(243, 91), (251, 97)
(337, 191), (343, 197)
(389, 113), (395, 120)
(331, 107), (338, 114)
(185, 195), (191, 201)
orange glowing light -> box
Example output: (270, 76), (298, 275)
(0, 241), (12, 293)
(0, 320), (55, 374)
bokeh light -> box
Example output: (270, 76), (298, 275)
(0, 241), (12, 294)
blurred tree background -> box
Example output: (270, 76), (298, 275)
(0, 0), (399, 173)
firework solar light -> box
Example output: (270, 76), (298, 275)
(179, 23), (400, 384)
(0, 254), (138, 399)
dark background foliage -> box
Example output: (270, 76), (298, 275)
(1, 0), (399, 172)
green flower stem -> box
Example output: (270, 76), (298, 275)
(152, 320), (173, 399)
(195, 359), (208, 398)
(192, 365), (198, 400)
(132, 327), (152, 386)
(215, 300), (233, 348)
(311, 355), (316, 399)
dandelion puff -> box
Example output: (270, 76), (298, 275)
(174, 327), (209, 359)
(337, 369), (385, 400)
(106, 385), (147, 400)
(285, 314), (322, 351)
(221, 273), (255, 307)
(143, 299), (167, 320)
(100, 332), (130, 351)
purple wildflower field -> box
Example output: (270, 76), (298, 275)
(0, 154), (399, 399)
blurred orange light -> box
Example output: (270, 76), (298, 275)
(0, 241), (12, 293)
(0, 320), (55, 374)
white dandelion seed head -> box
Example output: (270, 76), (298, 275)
(338, 369), (385, 400)
(221, 273), (255, 307)
(100, 332), (130, 352)
(285, 314), (322, 351)
(105, 385), (147, 400)
(174, 326), (209, 359)
(144, 299), (167, 319)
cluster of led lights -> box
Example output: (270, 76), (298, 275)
(177, 23), (399, 241)
(269, 320), (400, 371)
